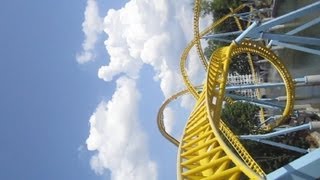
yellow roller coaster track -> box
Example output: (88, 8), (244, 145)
(193, 0), (208, 71)
(156, 42), (295, 179)
(230, 41), (295, 130)
(156, 90), (237, 148)
(230, 7), (267, 124)
(156, 87), (236, 148)
(157, 1), (296, 179)
(182, 0), (294, 128)
(177, 41), (295, 179)
(179, 44), (259, 179)
(181, 4), (251, 100)
(157, 89), (194, 147)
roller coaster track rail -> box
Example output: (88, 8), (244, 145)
(154, 0), (317, 179)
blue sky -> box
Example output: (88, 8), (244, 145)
(0, 0), (109, 179)
(0, 0), (206, 179)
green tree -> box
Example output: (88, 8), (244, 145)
(201, 0), (306, 173)
(222, 102), (259, 134)
(221, 102), (303, 173)
(201, 0), (252, 75)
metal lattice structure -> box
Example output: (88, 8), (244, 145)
(178, 41), (293, 179)
(227, 74), (263, 98)
(157, 1), (320, 179)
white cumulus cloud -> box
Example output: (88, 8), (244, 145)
(76, 0), (103, 64)
(84, 0), (212, 178)
(86, 77), (157, 180)
(99, 0), (209, 98)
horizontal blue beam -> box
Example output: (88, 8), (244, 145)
(226, 93), (284, 109)
(268, 16), (320, 47)
(226, 82), (286, 90)
(267, 148), (320, 179)
(244, 139), (308, 154)
(252, 1), (320, 33)
(240, 123), (311, 139)
(271, 41), (320, 56)
(262, 33), (320, 46)
(287, 16), (320, 35)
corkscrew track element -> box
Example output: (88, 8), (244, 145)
(154, 1), (320, 179)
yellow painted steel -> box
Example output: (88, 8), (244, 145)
(178, 45), (264, 179)
(157, 90), (187, 147)
(180, 4), (251, 100)
(157, 86), (203, 147)
(194, 0), (208, 71)
(205, 44), (266, 175)
(157, 1), (296, 179)
(177, 41), (294, 179)
(230, 7), (267, 125)
(230, 41), (295, 130)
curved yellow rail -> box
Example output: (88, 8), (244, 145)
(157, 90), (187, 147)
(157, 1), (296, 179)
(230, 7), (267, 124)
(177, 41), (294, 179)
(180, 4), (251, 100)
(177, 47), (264, 179)
(230, 41), (295, 130)
(157, 88), (235, 147)
(157, 86), (203, 147)
(193, 0), (208, 71)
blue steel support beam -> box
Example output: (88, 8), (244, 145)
(262, 33), (320, 46)
(250, 1), (320, 34)
(240, 123), (312, 139)
(226, 93), (284, 109)
(235, 21), (259, 43)
(272, 41), (320, 56)
(239, 123), (320, 153)
(266, 148), (320, 179)
(196, 75), (316, 94)
(286, 16), (320, 35)
(226, 82), (284, 90)
(244, 139), (308, 154)
(235, 1), (320, 46)
(225, 75), (320, 91)
(268, 16), (320, 47)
